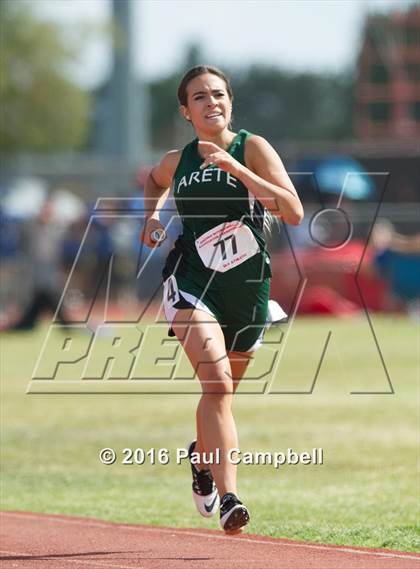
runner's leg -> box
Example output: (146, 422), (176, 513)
(227, 350), (254, 393)
(172, 308), (237, 497)
(195, 352), (253, 468)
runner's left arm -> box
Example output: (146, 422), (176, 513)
(198, 138), (303, 225)
(240, 135), (303, 225)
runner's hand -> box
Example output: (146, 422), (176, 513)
(198, 141), (242, 177)
(140, 218), (166, 248)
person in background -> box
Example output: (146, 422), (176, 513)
(371, 219), (420, 318)
(7, 200), (70, 330)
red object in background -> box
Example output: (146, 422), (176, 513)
(299, 286), (360, 315)
(341, 242), (389, 312)
(270, 240), (392, 315)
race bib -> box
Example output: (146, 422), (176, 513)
(195, 221), (260, 273)
(163, 274), (180, 307)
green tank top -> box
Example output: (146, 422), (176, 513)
(164, 129), (272, 285)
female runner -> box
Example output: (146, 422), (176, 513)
(140, 65), (303, 533)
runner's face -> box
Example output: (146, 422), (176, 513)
(182, 73), (232, 133)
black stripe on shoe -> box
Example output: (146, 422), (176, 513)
(188, 440), (216, 496)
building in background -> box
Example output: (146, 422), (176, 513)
(354, 4), (420, 140)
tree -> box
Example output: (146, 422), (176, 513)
(230, 65), (353, 143)
(148, 43), (205, 150)
(0, 0), (91, 153)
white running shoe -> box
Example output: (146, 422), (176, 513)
(187, 440), (220, 518)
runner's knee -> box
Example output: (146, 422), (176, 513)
(200, 373), (234, 398)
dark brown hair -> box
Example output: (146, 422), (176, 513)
(177, 65), (234, 106)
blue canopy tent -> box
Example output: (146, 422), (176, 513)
(292, 155), (375, 201)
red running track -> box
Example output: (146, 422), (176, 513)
(1, 511), (419, 569)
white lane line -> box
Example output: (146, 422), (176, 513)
(2, 512), (419, 562)
(0, 549), (143, 569)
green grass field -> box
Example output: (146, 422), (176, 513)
(1, 315), (419, 552)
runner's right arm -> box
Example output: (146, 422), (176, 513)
(140, 150), (181, 247)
